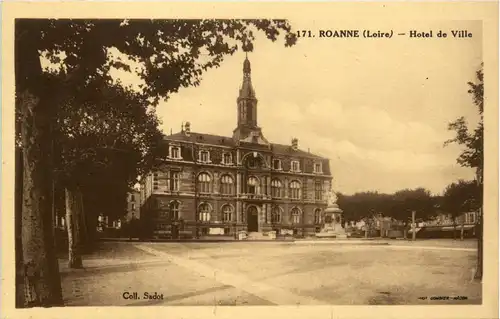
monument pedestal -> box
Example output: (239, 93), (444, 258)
(315, 221), (347, 239)
(315, 192), (347, 239)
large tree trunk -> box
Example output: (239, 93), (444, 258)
(65, 187), (83, 268)
(474, 208), (483, 280)
(17, 21), (63, 307)
(15, 147), (25, 308)
(20, 92), (63, 307)
(460, 222), (464, 241)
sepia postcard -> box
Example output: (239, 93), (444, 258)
(1, 1), (498, 319)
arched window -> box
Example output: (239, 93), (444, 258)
(222, 205), (234, 222)
(314, 208), (322, 224)
(271, 179), (282, 198)
(289, 180), (301, 199)
(198, 203), (211, 222)
(247, 176), (259, 194)
(271, 206), (282, 224)
(220, 175), (234, 195)
(170, 201), (180, 221)
(197, 173), (211, 193)
(291, 207), (301, 224)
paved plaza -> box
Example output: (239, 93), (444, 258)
(59, 240), (481, 306)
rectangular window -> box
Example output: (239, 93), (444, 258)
(291, 161), (300, 172)
(153, 173), (159, 191)
(273, 159), (281, 170)
(170, 147), (180, 159)
(130, 195), (135, 202)
(248, 185), (256, 194)
(315, 181), (323, 201)
(314, 163), (322, 173)
(200, 151), (210, 163)
(223, 153), (232, 165)
(170, 171), (180, 191)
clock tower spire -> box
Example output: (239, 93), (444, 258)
(232, 55), (269, 145)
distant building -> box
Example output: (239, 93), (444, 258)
(126, 190), (141, 221)
(426, 211), (478, 226)
(139, 57), (333, 238)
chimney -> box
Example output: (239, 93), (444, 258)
(184, 121), (191, 136)
(291, 138), (298, 151)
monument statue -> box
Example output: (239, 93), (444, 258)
(327, 189), (337, 206)
(316, 187), (347, 239)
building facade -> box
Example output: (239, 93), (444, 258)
(126, 191), (141, 221)
(140, 57), (333, 238)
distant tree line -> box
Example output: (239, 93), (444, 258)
(338, 180), (481, 223)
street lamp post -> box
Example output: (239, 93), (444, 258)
(411, 210), (416, 241)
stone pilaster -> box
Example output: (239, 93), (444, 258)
(236, 172), (241, 195)
(236, 201), (242, 223)
(266, 176), (271, 197)
(213, 171), (219, 194)
(284, 178), (289, 199)
(266, 203), (271, 224)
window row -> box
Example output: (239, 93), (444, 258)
(153, 171), (324, 201)
(268, 207), (323, 224)
(168, 146), (233, 165)
(168, 145), (323, 174)
(157, 202), (324, 225)
(153, 171), (181, 192)
(272, 159), (322, 174)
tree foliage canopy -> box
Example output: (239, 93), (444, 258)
(441, 179), (482, 217)
(17, 19), (296, 104)
(445, 64), (484, 181)
(337, 188), (436, 222)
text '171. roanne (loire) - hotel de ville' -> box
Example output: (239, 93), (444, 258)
(139, 57), (333, 238)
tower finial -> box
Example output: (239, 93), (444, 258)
(243, 54), (251, 75)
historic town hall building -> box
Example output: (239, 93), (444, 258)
(139, 57), (333, 238)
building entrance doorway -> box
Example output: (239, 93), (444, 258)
(247, 206), (259, 232)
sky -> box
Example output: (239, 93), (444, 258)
(125, 19), (483, 195)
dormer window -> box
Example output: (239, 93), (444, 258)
(223, 152), (233, 165)
(314, 162), (322, 174)
(291, 160), (300, 172)
(272, 159), (282, 170)
(199, 150), (210, 163)
(169, 146), (182, 159)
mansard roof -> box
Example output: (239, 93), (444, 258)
(167, 131), (236, 147)
(164, 132), (327, 160)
